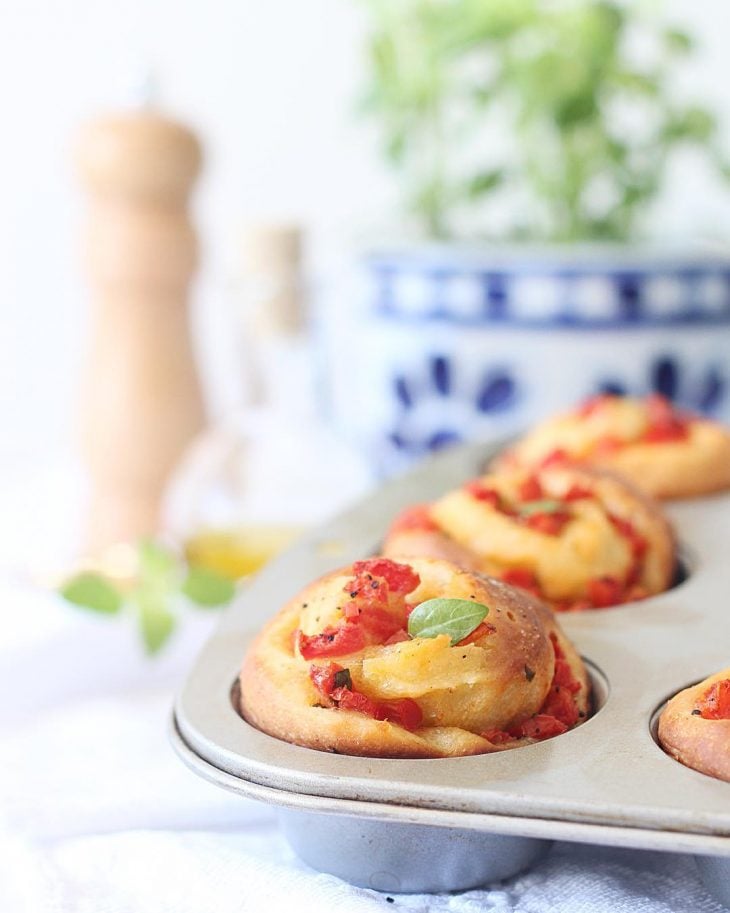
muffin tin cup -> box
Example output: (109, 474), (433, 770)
(172, 440), (730, 903)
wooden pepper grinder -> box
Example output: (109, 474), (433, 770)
(75, 110), (206, 552)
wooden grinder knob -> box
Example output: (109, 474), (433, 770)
(76, 111), (206, 552)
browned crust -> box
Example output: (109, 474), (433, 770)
(239, 559), (590, 758)
(657, 668), (730, 782)
(495, 418), (730, 500)
(597, 423), (730, 499)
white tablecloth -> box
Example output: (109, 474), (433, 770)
(0, 579), (726, 913)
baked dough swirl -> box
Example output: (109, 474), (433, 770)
(494, 393), (730, 500)
(240, 557), (590, 758)
(658, 669), (730, 782)
(384, 464), (675, 611)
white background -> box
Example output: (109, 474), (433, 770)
(2, 0), (730, 482)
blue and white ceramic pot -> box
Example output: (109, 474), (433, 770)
(331, 245), (730, 475)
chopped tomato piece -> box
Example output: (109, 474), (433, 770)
(457, 621), (497, 646)
(608, 515), (647, 559)
(333, 687), (380, 717)
(388, 504), (438, 535)
(540, 448), (570, 468)
(514, 714), (569, 740)
(463, 480), (503, 509)
(564, 484), (593, 501)
(296, 623), (366, 659)
(481, 729), (513, 745)
(384, 628), (410, 645)
(501, 568), (542, 598)
(518, 475), (543, 501)
(379, 698), (423, 731)
(309, 662), (344, 699)
(351, 558), (420, 596)
(586, 576), (625, 608)
(524, 511), (571, 536)
(643, 394), (690, 443)
(698, 679), (730, 720)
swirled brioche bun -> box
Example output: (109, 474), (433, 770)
(384, 465), (675, 612)
(239, 557), (590, 758)
(493, 393), (730, 500)
(658, 669), (730, 782)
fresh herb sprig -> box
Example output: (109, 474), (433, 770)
(408, 597), (489, 644)
(60, 540), (236, 654)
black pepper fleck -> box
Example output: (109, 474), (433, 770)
(691, 709), (702, 716)
(524, 665), (536, 682)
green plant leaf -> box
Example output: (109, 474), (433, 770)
(138, 539), (178, 583)
(182, 566), (236, 608)
(60, 573), (122, 614)
(518, 499), (564, 517)
(136, 592), (176, 654)
(466, 168), (504, 199)
(408, 598), (489, 645)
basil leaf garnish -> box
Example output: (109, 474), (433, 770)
(518, 499), (563, 517)
(407, 598), (489, 645)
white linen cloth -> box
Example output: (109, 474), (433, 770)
(0, 581), (726, 913)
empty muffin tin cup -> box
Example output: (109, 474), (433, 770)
(279, 809), (549, 893)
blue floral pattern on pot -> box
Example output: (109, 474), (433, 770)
(332, 247), (730, 474)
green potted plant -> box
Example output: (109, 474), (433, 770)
(342, 0), (730, 472)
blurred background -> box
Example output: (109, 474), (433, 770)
(2, 0), (730, 617)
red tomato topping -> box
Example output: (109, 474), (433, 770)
(481, 729), (513, 745)
(379, 698), (423, 731)
(297, 623), (366, 659)
(608, 515), (647, 559)
(501, 568), (542, 598)
(518, 475), (543, 501)
(524, 511), (571, 536)
(333, 687), (379, 716)
(586, 575), (625, 608)
(643, 394), (690, 443)
(388, 504), (438, 535)
(540, 448), (570, 468)
(351, 558), (421, 596)
(697, 679), (730, 720)
(463, 480), (503, 508)
(564, 484), (593, 501)
(384, 628), (410, 645)
(514, 714), (569, 740)
(309, 661), (344, 699)
(457, 621), (497, 646)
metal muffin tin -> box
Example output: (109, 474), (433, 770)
(173, 440), (730, 902)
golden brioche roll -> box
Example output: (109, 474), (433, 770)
(384, 465), (675, 611)
(240, 557), (590, 758)
(494, 393), (730, 500)
(658, 668), (730, 782)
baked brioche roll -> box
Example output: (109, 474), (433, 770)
(240, 557), (590, 758)
(493, 393), (730, 500)
(384, 465), (675, 612)
(658, 669), (730, 782)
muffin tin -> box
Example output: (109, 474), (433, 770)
(172, 439), (730, 904)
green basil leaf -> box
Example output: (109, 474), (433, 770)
(182, 566), (236, 608)
(60, 573), (122, 614)
(407, 598), (489, 645)
(518, 499), (563, 517)
(136, 591), (176, 654)
(138, 539), (178, 584)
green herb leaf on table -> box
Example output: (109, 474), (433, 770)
(136, 590), (176, 655)
(61, 573), (122, 614)
(182, 566), (236, 608)
(138, 539), (178, 584)
(408, 598), (489, 645)
(518, 499), (563, 517)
